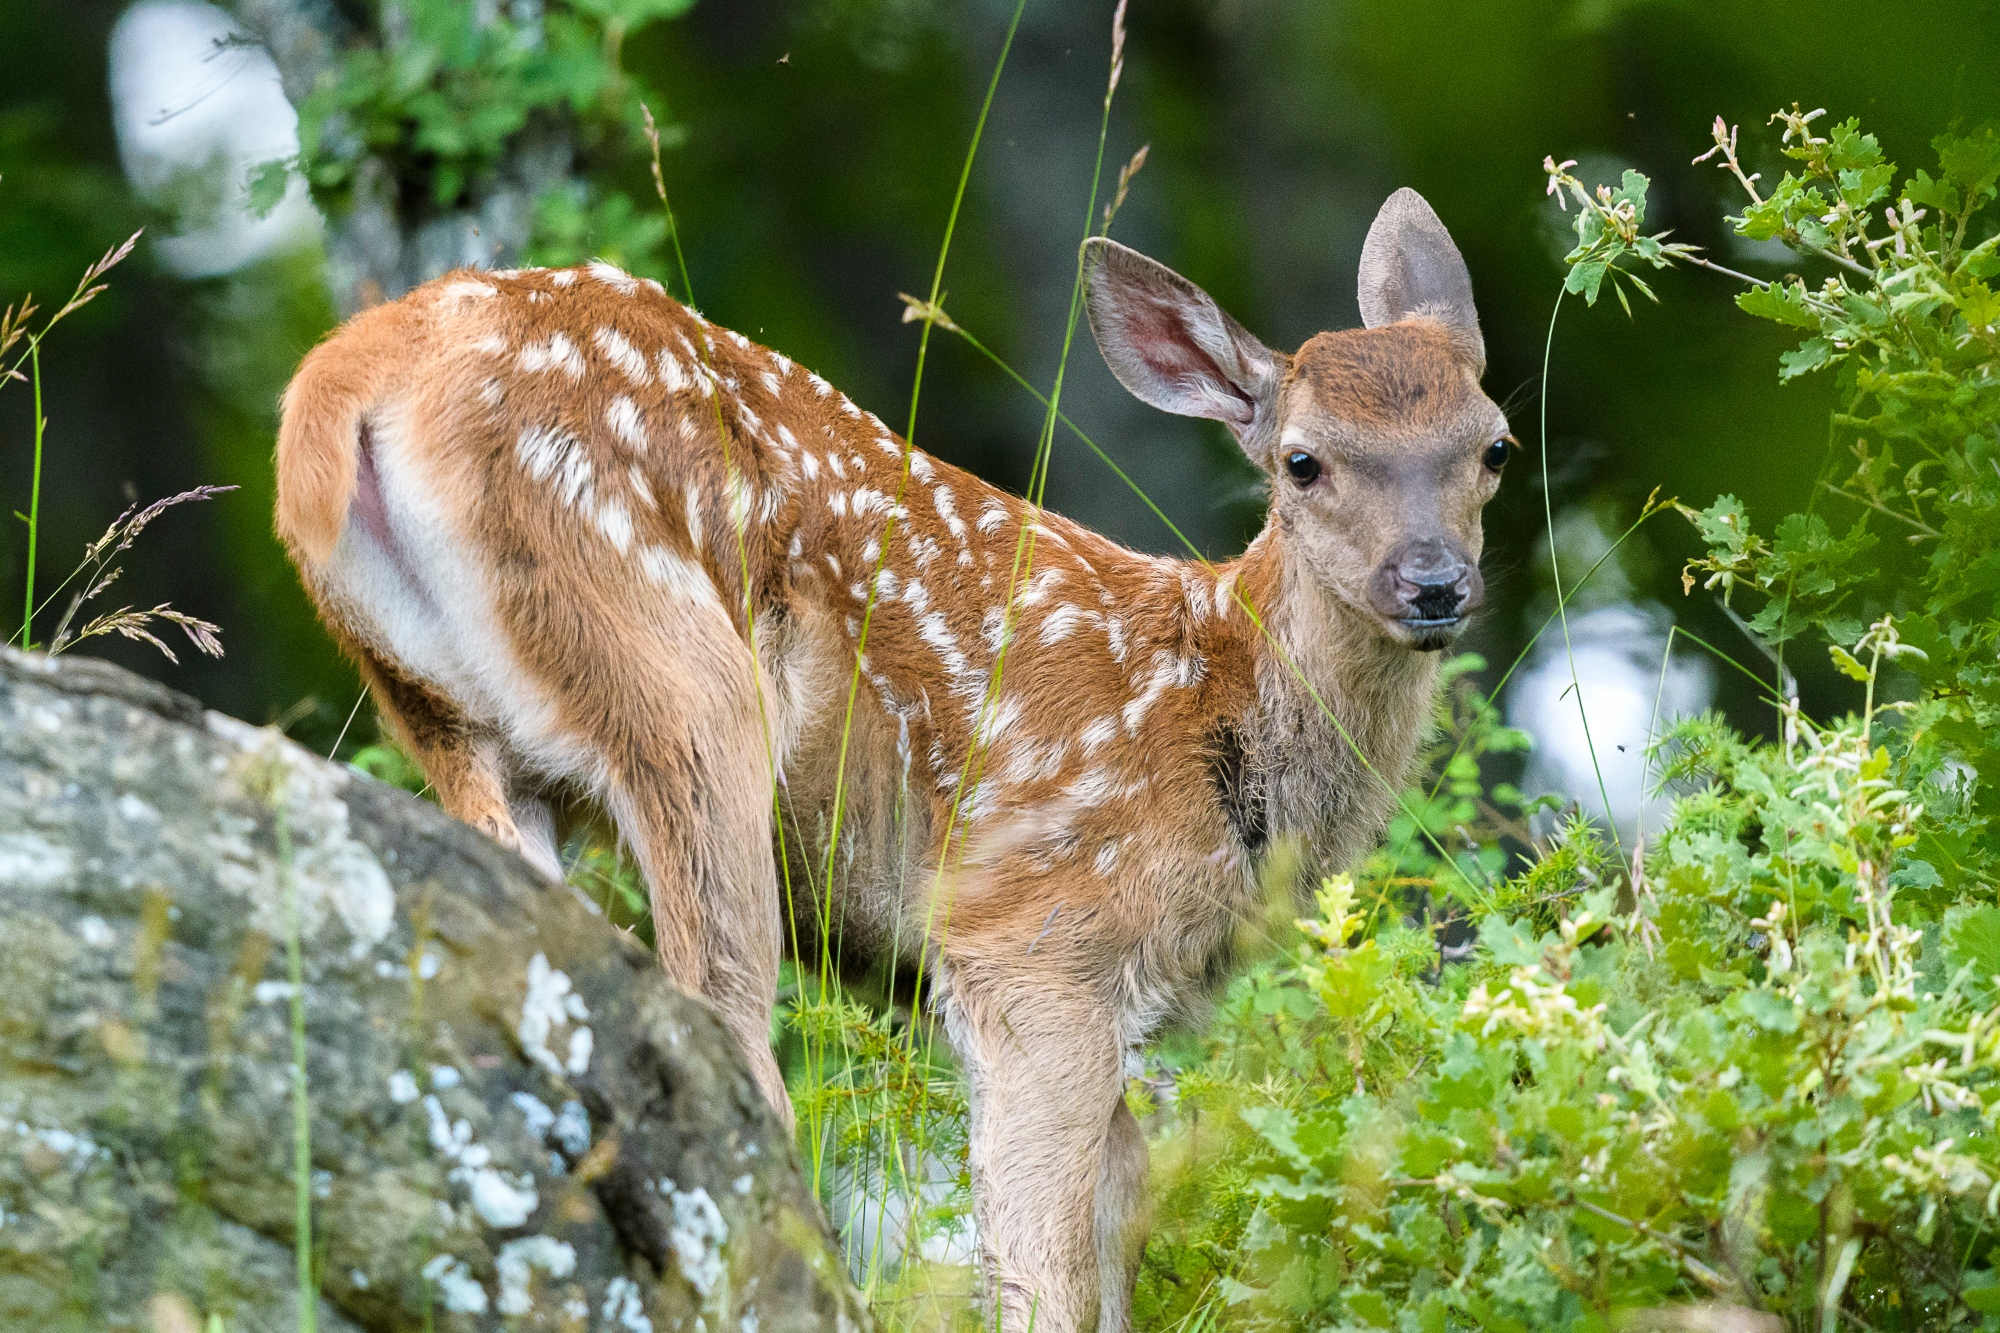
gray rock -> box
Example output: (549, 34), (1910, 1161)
(0, 649), (865, 1333)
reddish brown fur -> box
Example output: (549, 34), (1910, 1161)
(276, 246), (1505, 1332)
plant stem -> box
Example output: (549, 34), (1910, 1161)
(1536, 287), (1626, 865)
(20, 338), (44, 649)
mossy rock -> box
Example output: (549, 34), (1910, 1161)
(0, 649), (866, 1333)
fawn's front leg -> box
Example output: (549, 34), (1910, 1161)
(945, 956), (1133, 1333)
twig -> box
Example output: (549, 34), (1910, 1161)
(1571, 1198), (1734, 1295)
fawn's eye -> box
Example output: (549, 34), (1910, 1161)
(1482, 438), (1513, 473)
(1285, 451), (1321, 485)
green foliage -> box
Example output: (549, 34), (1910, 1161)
(1140, 109), (2000, 1333)
(257, 0), (692, 270)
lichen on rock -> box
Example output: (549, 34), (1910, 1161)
(0, 649), (866, 1332)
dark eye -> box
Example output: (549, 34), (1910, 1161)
(1482, 438), (1513, 472)
(1285, 451), (1321, 485)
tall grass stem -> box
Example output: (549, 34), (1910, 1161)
(1535, 288), (1624, 863)
(19, 339), (44, 649)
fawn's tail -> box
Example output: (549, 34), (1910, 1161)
(274, 299), (425, 566)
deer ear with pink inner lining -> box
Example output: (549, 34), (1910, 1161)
(1081, 237), (1283, 467)
(1356, 187), (1486, 374)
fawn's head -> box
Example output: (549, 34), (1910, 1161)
(1084, 188), (1510, 651)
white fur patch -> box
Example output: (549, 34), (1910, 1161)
(627, 465), (656, 510)
(684, 485), (704, 548)
(437, 280), (495, 304)
(595, 500), (633, 554)
(607, 396), (649, 452)
(594, 327), (651, 384)
(516, 425), (577, 483)
(588, 260), (637, 293)
(1039, 603), (1089, 645)
(657, 349), (692, 394)
(518, 333), (584, 379)
(639, 545), (711, 601)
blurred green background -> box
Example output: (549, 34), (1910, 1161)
(2, 0), (1994, 785)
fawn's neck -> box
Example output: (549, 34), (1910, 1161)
(1226, 527), (1441, 872)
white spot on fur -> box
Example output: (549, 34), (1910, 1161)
(595, 327), (651, 385)
(555, 448), (594, 510)
(607, 396), (649, 452)
(976, 499), (1008, 534)
(518, 332), (584, 379)
(437, 280), (495, 303)
(1122, 651), (1179, 735)
(1079, 716), (1116, 753)
(981, 607), (1011, 655)
(596, 500), (634, 554)
(684, 485), (704, 548)
(588, 259), (638, 293)
(1020, 568), (1064, 607)
(658, 349), (692, 393)
(1039, 603), (1089, 645)
(628, 465), (656, 509)
(549, 268), (578, 287)
(517, 427), (565, 481)
(474, 332), (507, 356)
(641, 546), (711, 602)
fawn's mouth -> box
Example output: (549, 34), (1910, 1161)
(1396, 614), (1466, 652)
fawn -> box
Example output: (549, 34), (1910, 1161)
(276, 186), (1507, 1331)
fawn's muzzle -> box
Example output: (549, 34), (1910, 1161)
(1368, 538), (1483, 645)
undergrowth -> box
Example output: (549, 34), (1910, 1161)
(1130, 110), (2000, 1333)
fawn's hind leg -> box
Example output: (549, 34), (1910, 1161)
(352, 644), (535, 863)
(509, 586), (792, 1126)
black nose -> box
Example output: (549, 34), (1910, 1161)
(1409, 579), (1463, 621)
(1366, 538), (1484, 630)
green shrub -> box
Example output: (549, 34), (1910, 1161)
(1136, 109), (2000, 1333)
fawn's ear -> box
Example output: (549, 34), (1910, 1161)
(1357, 188), (1485, 373)
(1083, 237), (1282, 459)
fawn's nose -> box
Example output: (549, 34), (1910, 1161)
(1368, 538), (1484, 632)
